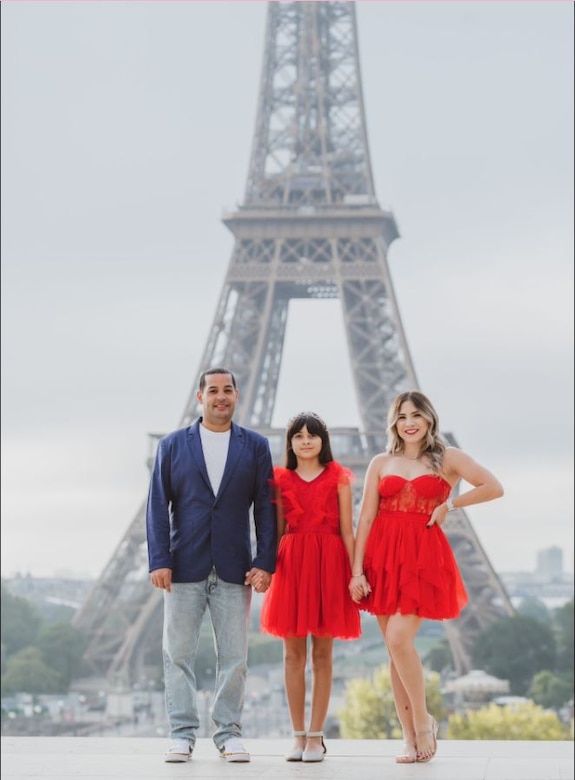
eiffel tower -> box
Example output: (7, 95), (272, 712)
(73, 1), (513, 687)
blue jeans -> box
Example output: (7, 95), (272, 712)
(162, 568), (251, 749)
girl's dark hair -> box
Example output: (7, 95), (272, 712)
(284, 412), (334, 469)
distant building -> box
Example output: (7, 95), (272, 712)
(499, 545), (573, 609)
(443, 669), (510, 711)
(536, 546), (564, 581)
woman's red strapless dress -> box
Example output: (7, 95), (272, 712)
(260, 461), (361, 639)
(360, 474), (468, 619)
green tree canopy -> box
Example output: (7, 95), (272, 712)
(426, 638), (453, 673)
(529, 670), (573, 711)
(448, 701), (570, 740)
(0, 584), (41, 656)
(339, 665), (446, 739)
(339, 669), (398, 739)
(517, 596), (551, 625)
(472, 615), (556, 695)
(1, 647), (62, 695)
(552, 600), (574, 679)
(37, 623), (88, 689)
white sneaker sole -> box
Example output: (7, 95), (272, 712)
(221, 753), (250, 762)
(164, 752), (191, 763)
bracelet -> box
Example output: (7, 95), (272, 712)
(446, 497), (456, 512)
(351, 573), (364, 578)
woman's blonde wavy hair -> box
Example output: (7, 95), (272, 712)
(386, 390), (446, 473)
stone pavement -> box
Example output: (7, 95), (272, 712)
(1, 736), (573, 780)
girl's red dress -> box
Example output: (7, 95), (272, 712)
(260, 461), (361, 639)
(360, 474), (468, 619)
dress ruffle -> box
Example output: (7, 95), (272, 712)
(261, 461), (361, 639)
(360, 475), (468, 620)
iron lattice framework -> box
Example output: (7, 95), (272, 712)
(73, 1), (513, 687)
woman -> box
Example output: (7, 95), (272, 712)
(349, 391), (503, 763)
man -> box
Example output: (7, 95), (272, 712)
(146, 367), (277, 763)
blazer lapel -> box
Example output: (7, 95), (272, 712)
(188, 421), (213, 493)
(216, 423), (244, 499)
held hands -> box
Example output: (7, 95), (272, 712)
(349, 573), (371, 603)
(245, 567), (271, 593)
(150, 567), (271, 593)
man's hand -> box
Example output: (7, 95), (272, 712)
(150, 568), (173, 592)
(245, 567), (271, 593)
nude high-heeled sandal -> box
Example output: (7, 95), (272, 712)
(395, 741), (417, 764)
(416, 717), (439, 763)
(285, 731), (307, 762)
(302, 731), (327, 763)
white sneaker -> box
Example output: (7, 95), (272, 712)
(219, 736), (250, 762)
(164, 738), (193, 762)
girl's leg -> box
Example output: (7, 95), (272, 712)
(382, 613), (436, 760)
(284, 637), (308, 751)
(306, 635), (333, 751)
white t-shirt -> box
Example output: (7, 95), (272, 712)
(199, 425), (231, 495)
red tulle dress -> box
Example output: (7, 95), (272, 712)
(260, 461), (361, 639)
(360, 475), (468, 619)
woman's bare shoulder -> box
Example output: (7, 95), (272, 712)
(368, 452), (392, 474)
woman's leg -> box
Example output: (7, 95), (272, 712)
(382, 613), (436, 760)
(284, 637), (308, 750)
(376, 616), (416, 761)
(306, 635), (333, 751)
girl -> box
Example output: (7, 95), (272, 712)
(349, 391), (503, 764)
(261, 412), (361, 763)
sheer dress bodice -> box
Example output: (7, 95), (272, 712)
(377, 474), (451, 516)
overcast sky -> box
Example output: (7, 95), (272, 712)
(1, 1), (573, 580)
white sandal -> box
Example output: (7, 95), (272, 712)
(285, 730), (307, 762)
(302, 731), (327, 763)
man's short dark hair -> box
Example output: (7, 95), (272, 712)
(198, 367), (237, 391)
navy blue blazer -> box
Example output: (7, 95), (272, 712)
(146, 419), (277, 584)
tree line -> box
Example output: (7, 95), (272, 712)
(1, 581), (573, 740)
